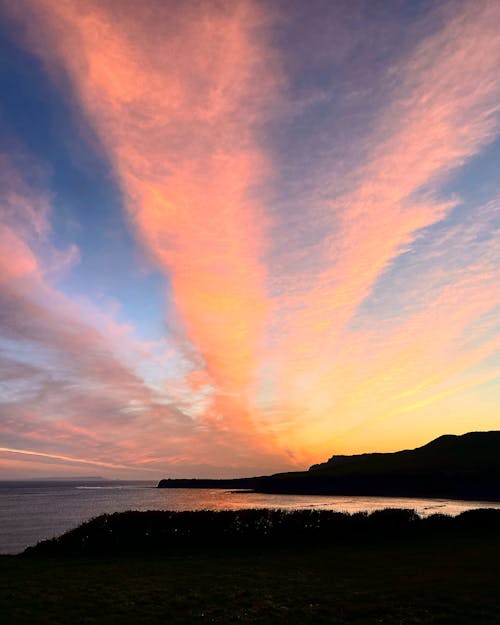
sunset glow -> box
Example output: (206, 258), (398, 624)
(0, 0), (499, 478)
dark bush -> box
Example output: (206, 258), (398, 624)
(24, 507), (500, 556)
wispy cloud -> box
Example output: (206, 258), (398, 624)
(10, 0), (285, 437)
(1, 0), (499, 474)
(266, 0), (500, 458)
(0, 447), (133, 470)
(0, 142), (294, 477)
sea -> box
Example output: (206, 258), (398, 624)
(1, 480), (500, 554)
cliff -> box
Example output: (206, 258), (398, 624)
(158, 431), (500, 500)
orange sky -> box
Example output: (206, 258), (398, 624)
(0, 0), (499, 477)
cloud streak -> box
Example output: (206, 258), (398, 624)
(13, 0), (279, 419)
(1, 0), (499, 474)
(0, 447), (132, 470)
(0, 142), (295, 477)
(267, 0), (500, 458)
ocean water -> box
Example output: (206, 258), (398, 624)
(1, 480), (499, 554)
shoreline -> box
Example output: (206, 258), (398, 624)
(21, 507), (500, 556)
(158, 480), (500, 502)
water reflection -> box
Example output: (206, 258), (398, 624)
(1, 481), (499, 554)
(157, 488), (499, 518)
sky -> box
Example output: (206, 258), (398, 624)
(0, 0), (498, 479)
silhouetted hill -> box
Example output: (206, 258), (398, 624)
(309, 431), (500, 474)
(158, 431), (500, 500)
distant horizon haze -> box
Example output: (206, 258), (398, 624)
(2, 430), (499, 481)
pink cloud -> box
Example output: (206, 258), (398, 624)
(2, 0), (499, 473)
(0, 141), (298, 477)
(267, 1), (500, 458)
(1, 0), (303, 470)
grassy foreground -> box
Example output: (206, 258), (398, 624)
(1, 509), (500, 624)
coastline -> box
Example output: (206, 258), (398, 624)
(157, 477), (500, 502)
(158, 431), (500, 502)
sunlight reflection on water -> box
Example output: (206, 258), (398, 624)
(1, 481), (499, 554)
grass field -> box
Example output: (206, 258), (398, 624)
(1, 535), (499, 624)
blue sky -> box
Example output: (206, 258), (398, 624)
(0, 0), (498, 478)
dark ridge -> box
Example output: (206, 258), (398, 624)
(157, 431), (500, 500)
(24, 508), (500, 556)
(309, 431), (500, 472)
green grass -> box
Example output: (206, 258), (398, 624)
(2, 532), (500, 624)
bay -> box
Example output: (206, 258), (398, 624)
(1, 480), (499, 554)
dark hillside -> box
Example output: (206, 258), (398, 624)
(309, 431), (500, 474)
(158, 431), (500, 500)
